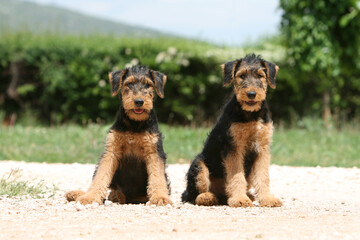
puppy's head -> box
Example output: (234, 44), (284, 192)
(109, 66), (167, 121)
(221, 54), (278, 112)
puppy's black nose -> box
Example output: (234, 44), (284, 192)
(246, 91), (257, 99)
(134, 99), (144, 107)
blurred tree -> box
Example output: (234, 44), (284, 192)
(280, 0), (360, 126)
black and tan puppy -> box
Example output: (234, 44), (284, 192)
(182, 54), (282, 207)
(66, 66), (171, 206)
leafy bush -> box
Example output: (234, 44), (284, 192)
(0, 32), (359, 125)
(280, 0), (360, 123)
(0, 33), (229, 124)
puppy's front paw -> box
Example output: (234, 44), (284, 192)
(148, 195), (172, 206)
(259, 195), (282, 207)
(65, 190), (85, 202)
(76, 193), (103, 205)
(228, 196), (254, 208)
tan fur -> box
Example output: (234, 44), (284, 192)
(123, 76), (154, 86)
(75, 132), (120, 204)
(150, 71), (166, 98)
(220, 94), (272, 207)
(121, 78), (154, 122)
(236, 86), (267, 112)
(224, 151), (254, 207)
(124, 109), (151, 122)
(68, 67), (169, 206)
(195, 160), (210, 193)
(222, 60), (240, 86)
(245, 123), (282, 207)
(65, 190), (85, 201)
(220, 64), (225, 72)
(162, 75), (167, 87)
(195, 192), (218, 206)
(209, 177), (225, 196)
(111, 131), (171, 206)
(70, 130), (171, 206)
(256, 69), (266, 78)
(233, 67), (268, 112)
(193, 160), (218, 206)
(146, 151), (172, 206)
(226, 121), (282, 207)
(110, 71), (127, 96)
(231, 60), (239, 80)
(209, 57), (281, 208)
(235, 68), (247, 79)
(263, 62), (278, 89)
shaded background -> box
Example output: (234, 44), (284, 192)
(0, 0), (360, 127)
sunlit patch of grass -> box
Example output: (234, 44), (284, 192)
(0, 124), (108, 164)
(0, 169), (57, 198)
(160, 124), (209, 163)
(272, 125), (360, 167)
(0, 122), (359, 167)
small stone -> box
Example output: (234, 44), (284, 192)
(75, 202), (85, 211)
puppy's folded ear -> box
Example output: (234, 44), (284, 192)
(149, 70), (167, 98)
(221, 59), (241, 86)
(262, 61), (279, 89)
(108, 70), (127, 96)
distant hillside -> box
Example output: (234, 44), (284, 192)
(0, 0), (168, 37)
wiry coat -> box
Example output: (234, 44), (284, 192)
(65, 66), (172, 206)
(182, 54), (282, 207)
(92, 106), (170, 203)
(182, 97), (271, 204)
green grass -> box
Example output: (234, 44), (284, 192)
(0, 125), (108, 164)
(161, 125), (209, 163)
(0, 124), (359, 167)
(0, 124), (208, 164)
(273, 126), (360, 167)
(0, 169), (57, 198)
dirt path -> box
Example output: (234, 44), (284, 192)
(0, 161), (359, 240)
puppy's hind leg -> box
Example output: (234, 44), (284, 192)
(194, 158), (218, 206)
(108, 188), (126, 204)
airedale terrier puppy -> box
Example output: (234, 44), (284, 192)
(65, 66), (172, 206)
(182, 54), (282, 207)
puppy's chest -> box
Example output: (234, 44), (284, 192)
(108, 131), (158, 157)
(229, 121), (273, 152)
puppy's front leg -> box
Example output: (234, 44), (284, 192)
(145, 153), (172, 206)
(224, 151), (254, 208)
(76, 132), (120, 205)
(247, 147), (282, 207)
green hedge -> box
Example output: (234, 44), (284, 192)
(0, 33), (359, 125)
(0, 33), (227, 124)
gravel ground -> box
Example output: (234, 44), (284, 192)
(0, 160), (359, 240)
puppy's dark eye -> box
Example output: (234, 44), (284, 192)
(239, 74), (246, 79)
(258, 74), (264, 78)
(144, 83), (150, 88)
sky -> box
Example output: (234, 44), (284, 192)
(26, 0), (282, 46)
